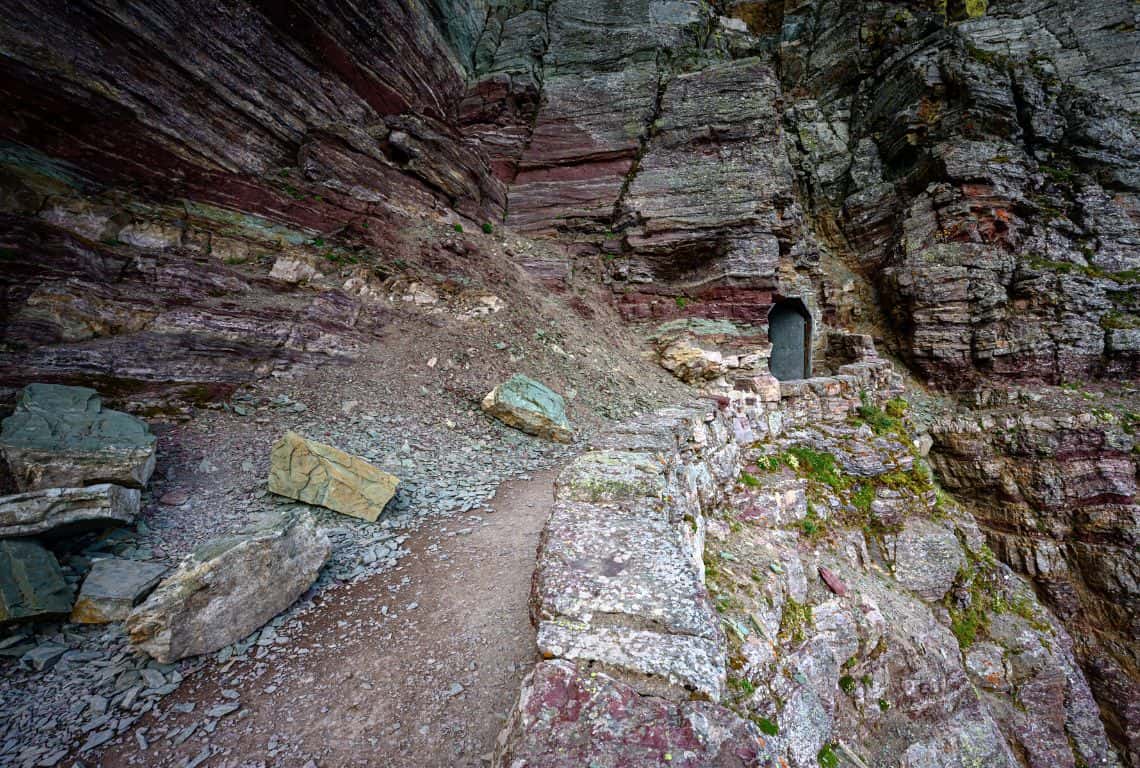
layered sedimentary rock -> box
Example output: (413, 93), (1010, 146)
(777, 0), (1140, 386)
(0, 0), (1135, 764)
(0, 0), (503, 222)
(505, 0), (707, 234)
(925, 386), (1140, 764)
(0, 0), (510, 405)
(502, 369), (1120, 767)
(0, 484), (139, 538)
(0, 214), (369, 406)
(613, 56), (811, 321)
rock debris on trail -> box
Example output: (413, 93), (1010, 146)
(99, 469), (558, 768)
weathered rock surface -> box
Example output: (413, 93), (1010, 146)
(617, 58), (801, 294)
(522, 402), (740, 711)
(126, 510), (330, 662)
(268, 431), (399, 522)
(495, 660), (771, 768)
(0, 539), (73, 625)
(70, 558), (167, 624)
(0, 483), (139, 538)
(481, 374), (572, 442)
(715, 404), (1119, 768)
(505, 372), (1121, 768)
(924, 386), (1139, 764)
(533, 499), (723, 698)
(0, 384), (155, 491)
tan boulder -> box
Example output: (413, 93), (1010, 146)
(267, 431), (398, 521)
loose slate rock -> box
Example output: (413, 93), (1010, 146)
(71, 558), (168, 623)
(126, 510), (330, 662)
(20, 641), (68, 672)
(0, 384), (156, 491)
(481, 374), (573, 442)
(0, 539), (73, 625)
(268, 431), (399, 522)
(0, 483), (140, 538)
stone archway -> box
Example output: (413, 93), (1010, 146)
(767, 298), (811, 381)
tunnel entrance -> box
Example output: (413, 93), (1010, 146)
(768, 299), (811, 381)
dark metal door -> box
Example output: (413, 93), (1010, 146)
(769, 303), (807, 380)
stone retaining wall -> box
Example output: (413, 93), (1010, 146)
(494, 354), (902, 764)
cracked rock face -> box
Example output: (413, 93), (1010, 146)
(779, 0), (1140, 387)
(0, 0), (1135, 765)
(267, 431), (400, 522)
(925, 387), (1140, 764)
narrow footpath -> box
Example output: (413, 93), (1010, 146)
(96, 469), (558, 768)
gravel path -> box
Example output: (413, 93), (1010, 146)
(95, 468), (557, 768)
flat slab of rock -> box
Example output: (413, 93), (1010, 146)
(536, 621), (725, 700)
(535, 501), (716, 639)
(71, 558), (167, 623)
(554, 451), (669, 505)
(496, 660), (769, 768)
(0, 384), (156, 491)
(481, 374), (572, 442)
(126, 510), (330, 662)
(0, 539), (73, 625)
(0, 483), (139, 538)
(267, 431), (398, 522)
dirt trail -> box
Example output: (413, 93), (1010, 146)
(99, 469), (558, 768)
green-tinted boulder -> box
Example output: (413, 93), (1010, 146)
(481, 375), (573, 442)
(0, 384), (156, 491)
(0, 539), (73, 625)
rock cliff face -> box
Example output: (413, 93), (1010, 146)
(0, 0), (1137, 765)
(778, 0), (1140, 385)
(924, 386), (1140, 763)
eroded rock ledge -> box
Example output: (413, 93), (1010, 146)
(496, 354), (1121, 767)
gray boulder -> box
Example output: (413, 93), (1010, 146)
(0, 384), (156, 491)
(126, 510), (330, 662)
(0, 539), (73, 625)
(71, 558), (167, 623)
(0, 483), (139, 538)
